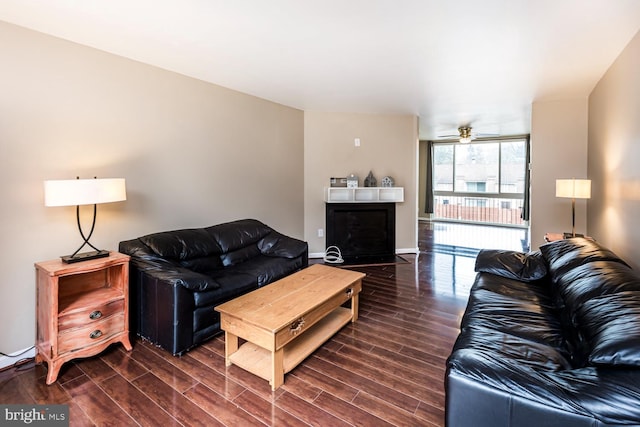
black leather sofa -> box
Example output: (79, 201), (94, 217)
(446, 238), (640, 426)
(119, 219), (308, 355)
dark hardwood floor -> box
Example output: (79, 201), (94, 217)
(0, 221), (478, 426)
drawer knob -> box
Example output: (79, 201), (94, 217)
(89, 330), (103, 339)
(289, 317), (305, 335)
(346, 288), (353, 298)
(89, 310), (103, 320)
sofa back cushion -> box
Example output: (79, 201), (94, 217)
(205, 219), (271, 252)
(580, 290), (640, 366)
(206, 219), (272, 266)
(541, 238), (640, 367)
(540, 238), (628, 281)
(139, 228), (222, 266)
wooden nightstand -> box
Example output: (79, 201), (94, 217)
(35, 252), (132, 385)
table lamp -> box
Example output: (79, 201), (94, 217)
(555, 178), (591, 237)
(44, 177), (126, 263)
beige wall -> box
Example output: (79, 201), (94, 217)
(304, 112), (418, 256)
(530, 99), (589, 249)
(588, 30), (640, 269)
(0, 22), (304, 360)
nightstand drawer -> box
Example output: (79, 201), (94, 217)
(58, 313), (125, 354)
(58, 299), (124, 331)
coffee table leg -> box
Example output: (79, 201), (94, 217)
(271, 348), (284, 391)
(351, 293), (359, 322)
(225, 331), (238, 367)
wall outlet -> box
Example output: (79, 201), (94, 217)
(317, 228), (324, 237)
(354, 138), (361, 147)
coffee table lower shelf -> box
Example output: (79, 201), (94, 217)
(228, 307), (352, 383)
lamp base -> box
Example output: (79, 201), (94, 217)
(61, 250), (110, 263)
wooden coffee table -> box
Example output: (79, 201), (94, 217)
(215, 264), (365, 390)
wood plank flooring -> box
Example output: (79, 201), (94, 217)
(0, 222), (477, 426)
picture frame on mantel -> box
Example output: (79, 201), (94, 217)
(330, 177), (347, 187)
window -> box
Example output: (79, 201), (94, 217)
(500, 140), (526, 193)
(455, 144), (498, 193)
(465, 181), (486, 192)
(431, 138), (528, 226)
(433, 144), (453, 191)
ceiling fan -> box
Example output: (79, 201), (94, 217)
(436, 126), (500, 143)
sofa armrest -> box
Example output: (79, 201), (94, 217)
(475, 249), (547, 282)
(258, 231), (308, 259)
(129, 257), (220, 292)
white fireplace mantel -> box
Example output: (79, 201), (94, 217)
(324, 187), (404, 203)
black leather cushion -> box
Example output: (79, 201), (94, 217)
(552, 260), (640, 317)
(206, 219), (271, 253)
(192, 272), (257, 308)
(540, 238), (628, 281)
(540, 239), (636, 366)
(543, 241), (640, 366)
(220, 244), (261, 267)
(580, 290), (640, 366)
(179, 255), (223, 273)
(475, 249), (547, 282)
(231, 255), (306, 287)
(461, 273), (569, 355)
(581, 291), (640, 367)
(139, 228), (221, 260)
(258, 231), (309, 259)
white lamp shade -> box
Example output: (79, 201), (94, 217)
(44, 178), (126, 207)
(556, 179), (591, 199)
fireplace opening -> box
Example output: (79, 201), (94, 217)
(325, 202), (395, 264)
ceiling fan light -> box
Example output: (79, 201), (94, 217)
(458, 126), (472, 143)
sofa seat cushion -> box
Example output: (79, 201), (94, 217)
(192, 272), (257, 308)
(226, 255), (306, 287)
(460, 273), (570, 367)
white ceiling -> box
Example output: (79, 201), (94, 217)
(2, 0), (640, 139)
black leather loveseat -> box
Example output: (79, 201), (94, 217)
(119, 219), (308, 355)
(446, 238), (640, 426)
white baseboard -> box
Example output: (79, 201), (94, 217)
(397, 247), (419, 254)
(0, 347), (36, 371)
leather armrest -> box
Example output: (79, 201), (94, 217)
(131, 257), (220, 291)
(475, 249), (547, 282)
(258, 231), (308, 259)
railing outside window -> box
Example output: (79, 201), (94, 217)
(433, 194), (524, 226)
